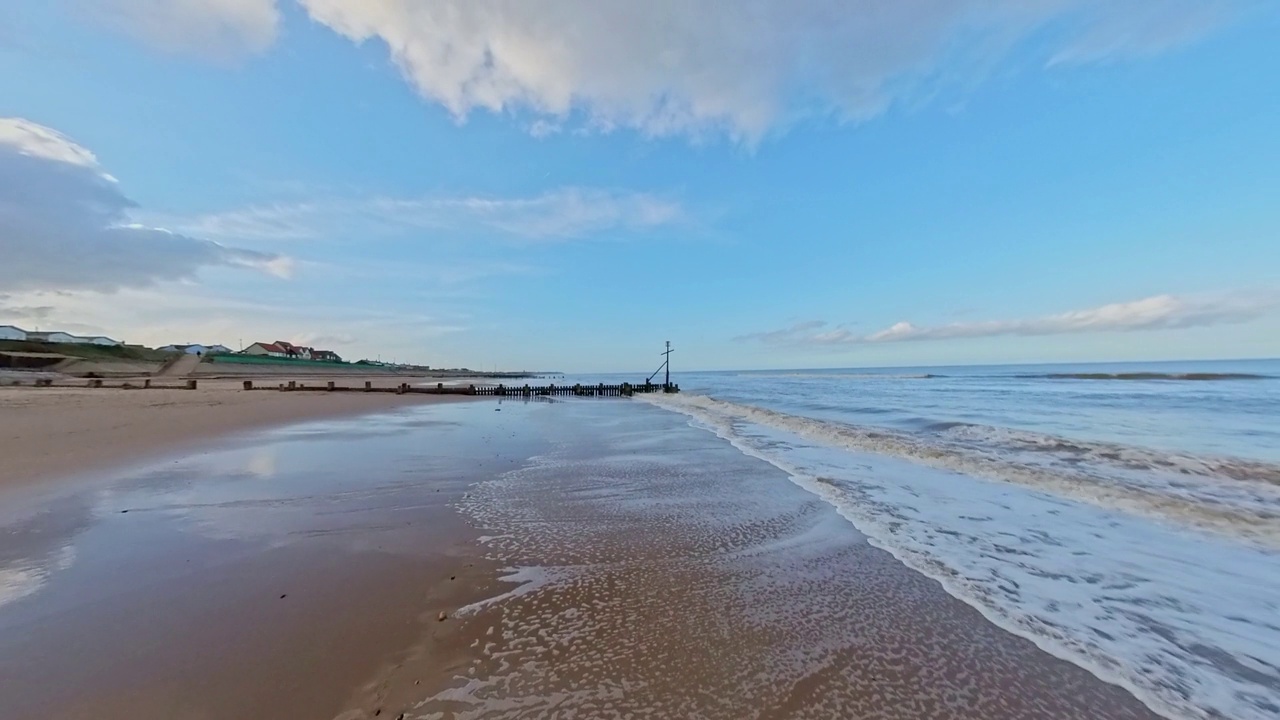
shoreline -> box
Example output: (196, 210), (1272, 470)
(1, 391), (1171, 719)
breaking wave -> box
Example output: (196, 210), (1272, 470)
(1027, 372), (1270, 381)
(645, 393), (1280, 548)
(641, 392), (1280, 720)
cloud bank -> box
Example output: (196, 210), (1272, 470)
(0, 118), (291, 293)
(157, 187), (684, 243)
(737, 294), (1277, 346)
(79, 1), (1241, 141)
(296, 0), (1238, 142)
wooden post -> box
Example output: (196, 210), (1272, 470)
(365, 381), (372, 392)
(144, 379), (152, 389)
(243, 380), (253, 390)
(665, 340), (671, 390)
(437, 383), (444, 391)
(327, 381), (336, 392)
(468, 384), (476, 395)
(88, 379), (102, 388)
(185, 380), (197, 390)
(288, 381), (296, 390)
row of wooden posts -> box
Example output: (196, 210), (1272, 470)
(247, 380), (679, 396)
(28, 378), (200, 389)
(45, 378), (678, 396)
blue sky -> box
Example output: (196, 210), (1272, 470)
(1, 1), (1277, 372)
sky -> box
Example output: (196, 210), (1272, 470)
(1, 0), (1277, 372)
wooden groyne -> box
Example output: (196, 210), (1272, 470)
(14, 379), (678, 396)
(247, 380), (679, 397)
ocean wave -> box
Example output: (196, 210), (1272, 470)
(736, 372), (938, 380)
(643, 393), (1280, 548)
(1025, 372), (1271, 381)
(641, 393), (1280, 720)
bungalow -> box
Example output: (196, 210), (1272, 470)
(21, 330), (122, 346)
(243, 342), (289, 358)
(159, 344), (233, 355)
(0, 325), (27, 341)
(274, 341), (311, 360)
(27, 331), (79, 344)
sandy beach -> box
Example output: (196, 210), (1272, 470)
(0, 386), (1167, 719)
(0, 387), (511, 720)
(0, 378), (474, 490)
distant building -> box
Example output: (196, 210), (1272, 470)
(242, 340), (341, 362)
(159, 344), (233, 355)
(81, 336), (124, 346)
(243, 342), (288, 358)
(273, 341), (311, 360)
(0, 325), (122, 346)
(26, 331), (121, 346)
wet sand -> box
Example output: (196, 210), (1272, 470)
(0, 401), (533, 720)
(416, 401), (1164, 719)
(0, 397), (1166, 719)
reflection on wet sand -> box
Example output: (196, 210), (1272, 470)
(0, 402), (540, 720)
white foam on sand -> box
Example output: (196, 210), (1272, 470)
(644, 393), (1280, 720)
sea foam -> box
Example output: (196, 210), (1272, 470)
(643, 393), (1280, 720)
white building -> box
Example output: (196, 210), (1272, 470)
(21, 330), (122, 346)
(0, 325), (27, 341)
(159, 344), (232, 355)
(28, 331), (81, 344)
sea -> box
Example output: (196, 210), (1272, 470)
(567, 358), (1280, 720)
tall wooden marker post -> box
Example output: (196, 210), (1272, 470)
(648, 341), (675, 391)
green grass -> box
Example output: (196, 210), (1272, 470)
(0, 340), (168, 362)
(207, 354), (351, 366)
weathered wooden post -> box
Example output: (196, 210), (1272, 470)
(437, 383), (444, 391)
(498, 384), (505, 396)
(365, 380), (372, 392)
(468, 384), (476, 395)
(327, 381), (336, 391)
(243, 380), (253, 390)
(144, 379), (152, 389)
(288, 381), (296, 390)
(185, 380), (197, 390)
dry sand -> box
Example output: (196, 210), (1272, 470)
(0, 378), (471, 489)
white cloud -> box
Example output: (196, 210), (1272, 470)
(0, 117), (292, 292)
(737, 294), (1279, 346)
(155, 187), (685, 243)
(0, 118), (105, 171)
(294, 0), (1241, 143)
(76, 0), (280, 61)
